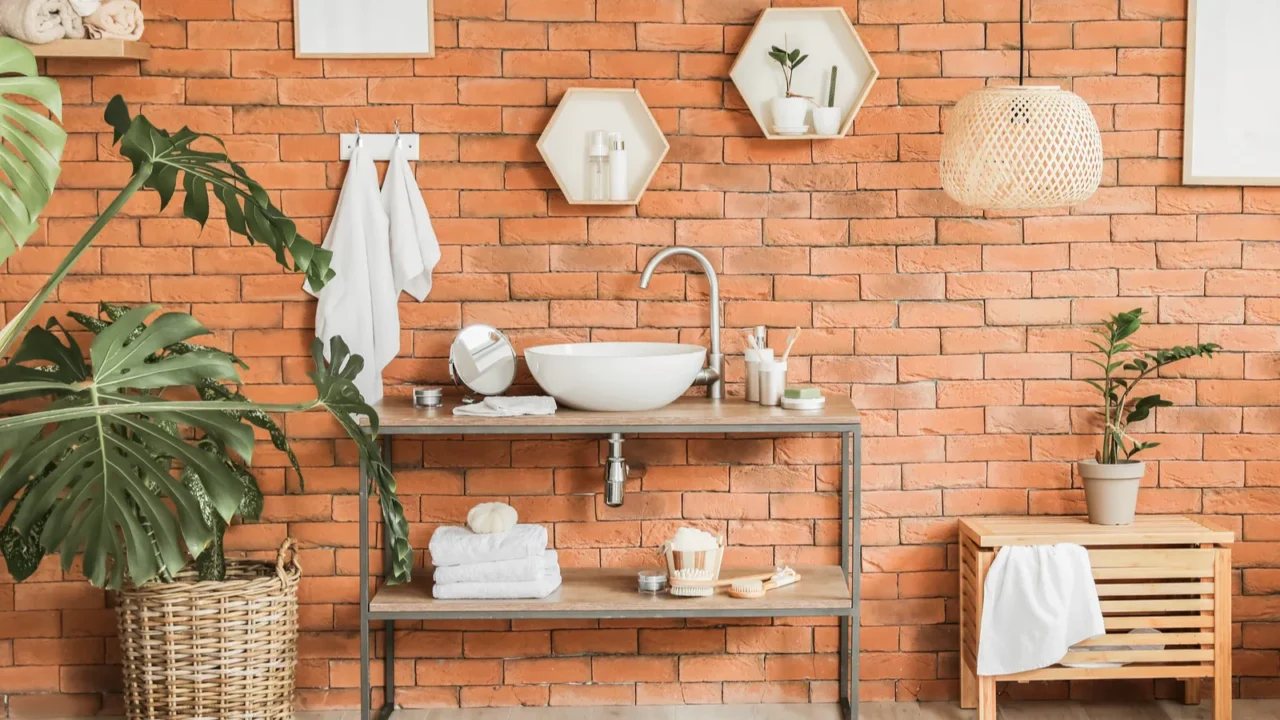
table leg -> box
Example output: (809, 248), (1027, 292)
(1184, 679), (1201, 705)
(1214, 548), (1232, 720)
(359, 450), (372, 720)
(978, 676), (997, 720)
(959, 535), (976, 710)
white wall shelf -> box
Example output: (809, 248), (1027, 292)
(730, 7), (879, 141)
(536, 88), (669, 206)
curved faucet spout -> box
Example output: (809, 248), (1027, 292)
(640, 247), (723, 400)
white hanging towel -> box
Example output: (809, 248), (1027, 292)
(383, 139), (440, 301)
(305, 143), (399, 404)
(976, 543), (1105, 677)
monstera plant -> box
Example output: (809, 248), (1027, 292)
(0, 38), (412, 589)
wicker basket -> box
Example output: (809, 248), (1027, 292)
(662, 536), (724, 583)
(116, 540), (301, 720)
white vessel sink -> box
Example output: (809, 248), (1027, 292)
(524, 342), (707, 412)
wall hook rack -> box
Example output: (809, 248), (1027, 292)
(340, 126), (420, 161)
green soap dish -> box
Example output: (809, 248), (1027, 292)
(784, 387), (822, 400)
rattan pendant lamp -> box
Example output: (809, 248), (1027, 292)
(939, 0), (1103, 210)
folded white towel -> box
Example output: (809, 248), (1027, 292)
(429, 524), (547, 567)
(433, 550), (558, 585)
(453, 396), (557, 417)
(432, 567), (562, 600)
(977, 543), (1105, 676)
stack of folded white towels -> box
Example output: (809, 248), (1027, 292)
(428, 502), (561, 600)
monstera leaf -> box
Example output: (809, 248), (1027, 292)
(0, 307), (412, 588)
(309, 337), (414, 585)
(0, 96), (333, 362)
(0, 306), (251, 587)
(103, 96), (332, 290)
(0, 38), (65, 265)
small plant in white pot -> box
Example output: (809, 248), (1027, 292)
(767, 37), (810, 132)
(812, 65), (843, 136)
(1082, 309), (1219, 525)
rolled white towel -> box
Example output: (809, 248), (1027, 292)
(433, 550), (558, 586)
(429, 524), (547, 568)
(0, 0), (72, 44)
(432, 566), (562, 600)
(59, 0), (82, 38)
(84, 0), (141, 41)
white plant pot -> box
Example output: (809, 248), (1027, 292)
(812, 106), (843, 136)
(770, 96), (809, 130)
(1078, 460), (1145, 526)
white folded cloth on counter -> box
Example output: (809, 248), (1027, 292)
(85, 0), (141, 40)
(429, 524), (547, 567)
(453, 396), (557, 418)
(433, 550), (559, 585)
(432, 566), (562, 600)
(977, 543), (1105, 676)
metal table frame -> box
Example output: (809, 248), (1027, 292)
(358, 421), (862, 720)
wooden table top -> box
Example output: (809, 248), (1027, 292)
(363, 396), (861, 435)
(959, 516), (1234, 547)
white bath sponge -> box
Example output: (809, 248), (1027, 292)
(670, 527), (719, 552)
(466, 502), (518, 535)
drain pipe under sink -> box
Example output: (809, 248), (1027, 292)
(604, 433), (628, 507)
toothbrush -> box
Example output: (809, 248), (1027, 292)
(728, 567), (801, 599)
(780, 327), (801, 364)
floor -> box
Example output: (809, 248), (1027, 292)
(278, 700), (1280, 720)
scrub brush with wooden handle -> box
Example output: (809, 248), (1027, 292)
(668, 570), (776, 598)
(728, 567), (801, 599)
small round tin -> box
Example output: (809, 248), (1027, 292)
(637, 570), (668, 594)
(413, 386), (444, 408)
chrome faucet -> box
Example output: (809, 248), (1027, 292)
(639, 247), (723, 400)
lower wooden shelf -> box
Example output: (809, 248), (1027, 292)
(370, 565), (853, 620)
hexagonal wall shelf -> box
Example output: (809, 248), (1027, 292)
(537, 88), (670, 206)
(730, 7), (879, 141)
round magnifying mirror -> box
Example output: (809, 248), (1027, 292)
(449, 324), (517, 397)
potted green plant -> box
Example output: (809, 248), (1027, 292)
(0, 39), (411, 718)
(1082, 309), (1219, 525)
(767, 36), (810, 132)
(812, 64), (842, 135)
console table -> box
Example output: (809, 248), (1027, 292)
(959, 516), (1234, 720)
(357, 397), (863, 720)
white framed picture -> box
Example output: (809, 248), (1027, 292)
(294, 0), (434, 58)
(1184, 0), (1280, 185)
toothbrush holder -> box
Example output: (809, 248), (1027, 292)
(759, 360), (787, 407)
(744, 348), (774, 403)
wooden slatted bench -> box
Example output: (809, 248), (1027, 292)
(958, 516), (1234, 720)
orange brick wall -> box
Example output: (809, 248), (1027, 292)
(3, 0), (1280, 715)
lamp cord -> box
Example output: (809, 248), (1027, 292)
(1018, 0), (1026, 85)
